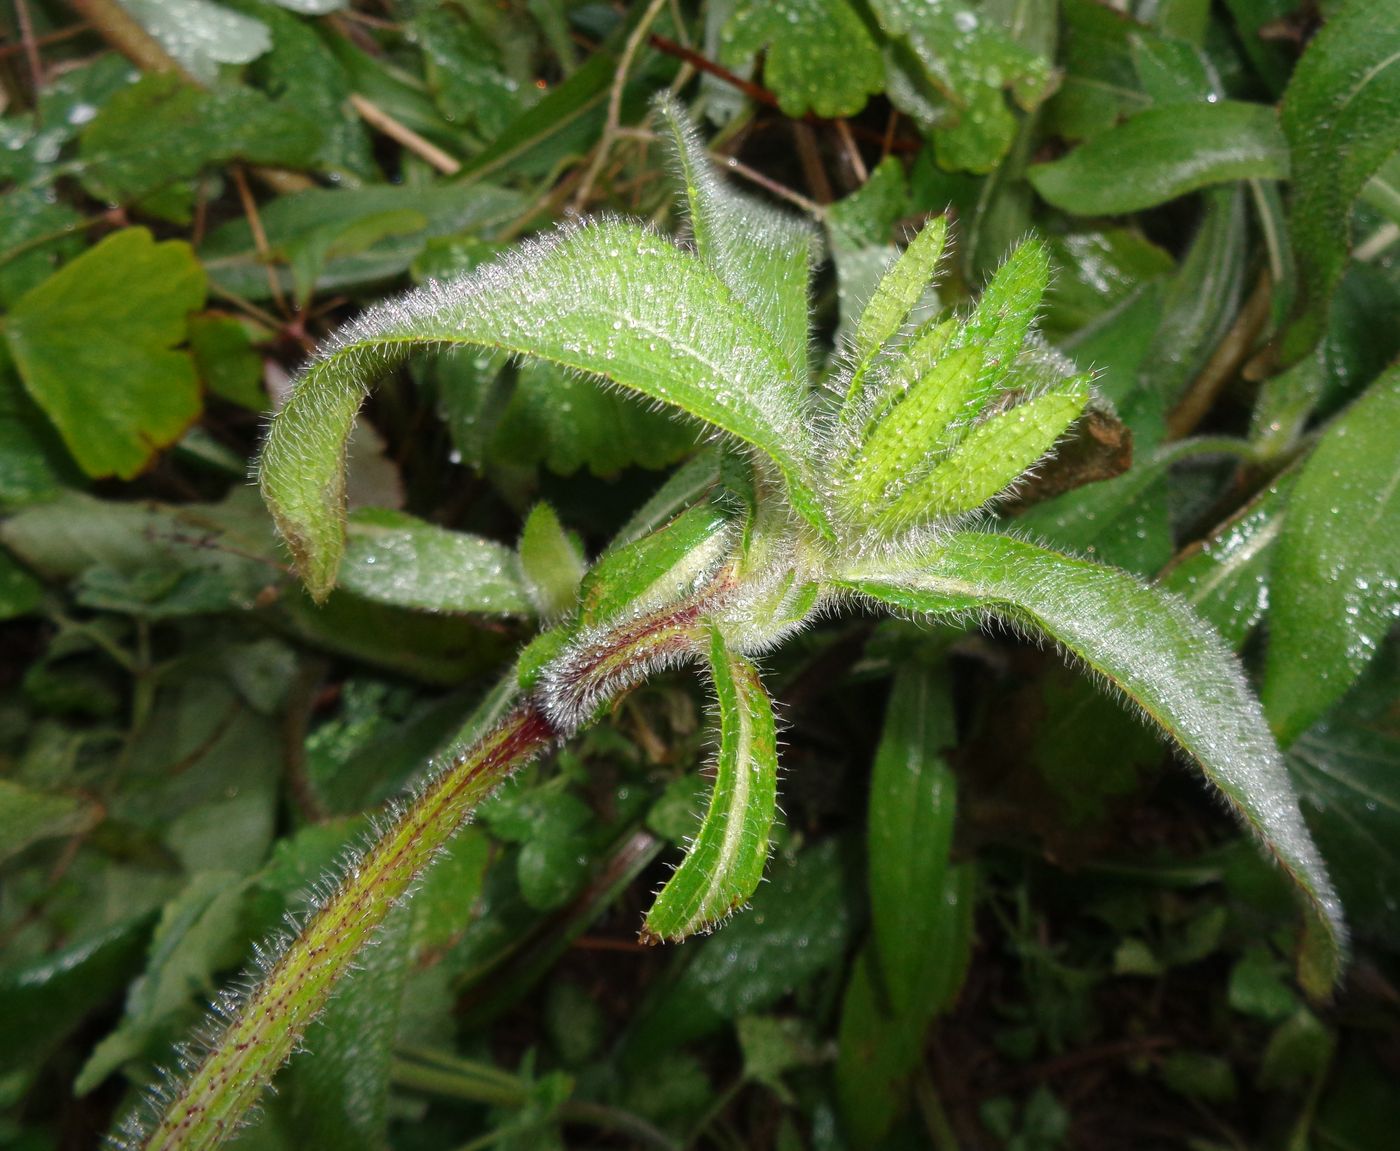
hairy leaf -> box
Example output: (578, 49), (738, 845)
(518, 503), (584, 620)
(878, 375), (1090, 530)
(643, 629), (779, 942)
(656, 96), (815, 374)
(850, 215), (949, 385)
(1263, 368), (1400, 744)
(259, 219), (825, 599)
(1029, 102), (1290, 214)
(844, 532), (1346, 992)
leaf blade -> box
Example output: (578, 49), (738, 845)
(1028, 102), (1290, 215)
(642, 628), (779, 942)
(259, 220), (825, 599)
(845, 531), (1346, 991)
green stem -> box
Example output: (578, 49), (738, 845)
(134, 701), (558, 1151)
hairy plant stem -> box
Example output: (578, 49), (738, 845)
(139, 700), (558, 1151)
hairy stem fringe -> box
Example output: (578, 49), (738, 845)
(133, 703), (557, 1151)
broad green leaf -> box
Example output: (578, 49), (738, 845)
(1136, 188), (1247, 444)
(844, 531), (1346, 992)
(79, 74), (321, 218)
(337, 508), (531, 617)
(872, 0), (1055, 173)
(77, 870), (249, 1093)
(720, 0), (885, 118)
(879, 376), (1090, 530)
(5, 229), (205, 480)
(850, 216), (949, 381)
(518, 503), (584, 619)
(1279, 1), (1400, 361)
(189, 315), (266, 411)
(1042, 230), (1175, 336)
(1047, 0), (1151, 142)
(260, 219), (823, 600)
(839, 665), (972, 1147)
(1028, 102), (1289, 214)
(0, 778), (102, 864)
(643, 628), (779, 942)
(1130, 31), (1217, 104)
(0, 549), (42, 620)
(200, 184), (524, 302)
(1263, 369), (1400, 744)
(656, 96), (816, 375)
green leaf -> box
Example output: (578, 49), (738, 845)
(0, 778), (102, 864)
(1263, 368), (1400, 744)
(1028, 102), (1290, 214)
(720, 0), (885, 118)
(957, 234), (1052, 402)
(260, 218), (823, 600)
(656, 95), (816, 375)
(0, 914), (155, 1074)
(79, 74), (321, 218)
(189, 315), (266, 411)
(120, 0), (270, 82)
(490, 361), (698, 477)
(1162, 475), (1292, 650)
(1279, 1), (1400, 361)
(0, 547), (43, 620)
(4, 228), (206, 480)
(837, 665), (972, 1146)
(578, 502), (732, 628)
(844, 530), (1346, 992)
(872, 0), (1055, 173)
(850, 216), (949, 379)
(1286, 646), (1400, 950)
(518, 503), (584, 620)
(878, 375), (1090, 530)
(337, 508), (531, 617)
(643, 628), (779, 942)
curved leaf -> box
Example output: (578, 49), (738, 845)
(642, 628), (779, 943)
(843, 531), (1346, 993)
(1029, 102), (1290, 214)
(260, 219), (826, 599)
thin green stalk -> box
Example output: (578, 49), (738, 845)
(135, 701), (558, 1151)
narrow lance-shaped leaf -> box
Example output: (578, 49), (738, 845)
(845, 216), (949, 404)
(877, 375), (1091, 531)
(843, 531), (1346, 994)
(260, 220), (828, 601)
(642, 626), (779, 943)
(655, 95), (815, 377)
(954, 236), (1051, 405)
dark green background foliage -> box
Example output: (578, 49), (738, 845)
(1, 0), (1397, 1148)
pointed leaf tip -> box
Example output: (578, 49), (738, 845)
(643, 628), (779, 942)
